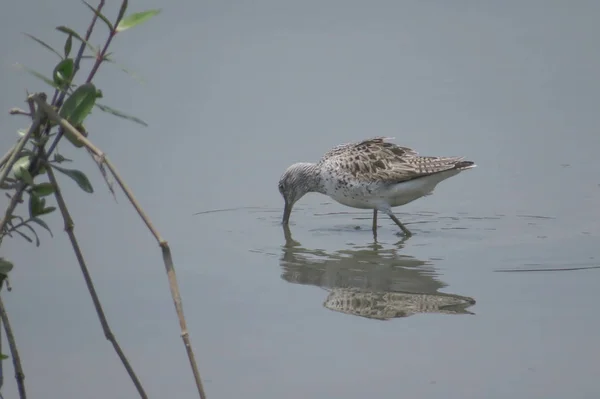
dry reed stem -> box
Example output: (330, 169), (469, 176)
(44, 159), (148, 398)
(0, 296), (26, 399)
(33, 95), (207, 399)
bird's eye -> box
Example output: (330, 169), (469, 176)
(278, 182), (284, 192)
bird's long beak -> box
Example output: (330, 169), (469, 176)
(282, 200), (292, 225)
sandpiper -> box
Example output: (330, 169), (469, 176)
(278, 137), (475, 236)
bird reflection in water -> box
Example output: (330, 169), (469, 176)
(281, 225), (475, 320)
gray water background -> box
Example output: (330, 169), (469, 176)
(1, 1), (599, 398)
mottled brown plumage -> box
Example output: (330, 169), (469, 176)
(319, 137), (472, 183)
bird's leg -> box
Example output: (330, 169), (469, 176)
(387, 212), (412, 237)
(372, 209), (378, 235)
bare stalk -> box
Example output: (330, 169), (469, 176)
(33, 95), (207, 399)
(44, 162), (148, 398)
(0, 296), (26, 399)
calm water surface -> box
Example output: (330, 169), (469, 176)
(1, 1), (600, 398)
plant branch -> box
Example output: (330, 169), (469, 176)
(0, 296), (26, 399)
(0, 108), (43, 189)
(0, 96), (34, 241)
(0, 317), (3, 392)
(86, 30), (114, 84)
(0, 186), (26, 247)
(44, 158), (148, 398)
(73, 0), (105, 77)
(44, 0), (106, 158)
(4, 216), (43, 236)
(8, 109), (31, 117)
(32, 94), (208, 399)
(0, 146), (17, 171)
(86, 0), (128, 84)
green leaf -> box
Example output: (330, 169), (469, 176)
(116, 9), (161, 32)
(95, 103), (148, 126)
(38, 206), (56, 215)
(81, 0), (114, 31)
(23, 33), (63, 59)
(18, 168), (34, 185)
(53, 58), (74, 87)
(0, 354), (9, 360)
(51, 165), (94, 193)
(59, 83), (100, 147)
(9, 215), (24, 225)
(12, 156), (31, 173)
(31, 182), (56, 197)
(53, 153), (72, 163)
(103, 56), (146, 84)
(64, 33), (73, 57)
(60, 83), (99, 126)
(14, 63), (61, 90)
(18, 149), (37, 158)
(14, 229), (33, 244)
(20, 224), (41, 247)
(56, 26), (98, 53)
(30, 217), (54, 237)
(29, 193), (45, 217)
(0, 258), (14, 276)
(12, 156), (34, 185)
(37, 163), (47, 176)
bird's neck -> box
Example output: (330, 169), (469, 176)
(296, 162), (325, 195)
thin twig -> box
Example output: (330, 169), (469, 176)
(0, 305), (3, 391)
(33, 95), (208, 399)
(85, 0), (128, 84)
(0, 101), (38, 243)
(0, 100), (39, 242)
(87, 147), (117, 200)
(86, 25), (115, 82)
(0, 146), (16, 171)
(0, 108), (43, 189)
(73, 0), (105, 77)
(43, 0), (106, 159)
(44, 161), (148, 399)
(8, 109), (31, 117)
(0, 186), (26, 247)
(4, 216), (45, 236)
(0, 296), (26, 399)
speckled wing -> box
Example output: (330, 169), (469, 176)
(320, 137), (470, 184)
(321, 137), (418, 160)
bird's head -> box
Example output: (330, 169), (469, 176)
(278, 162), (319, 225)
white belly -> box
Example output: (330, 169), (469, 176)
(322, 169), (462, 210)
